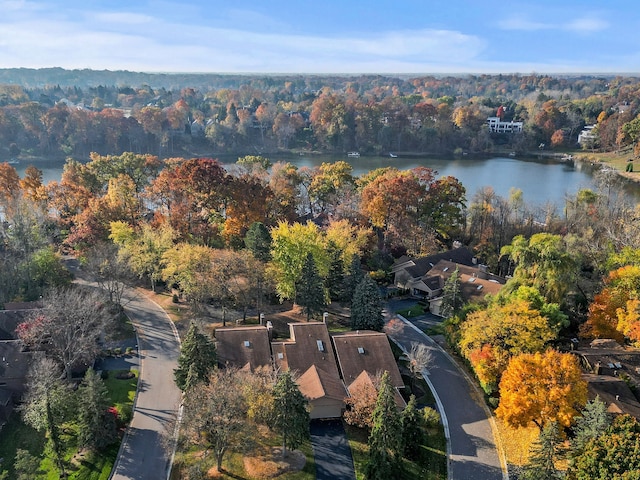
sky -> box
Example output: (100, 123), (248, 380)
(1, 0), (639, 75)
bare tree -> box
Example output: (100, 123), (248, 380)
(406, 342), (434, 387)
(18, 287), (115, 380)
(83, 242), (135, 309)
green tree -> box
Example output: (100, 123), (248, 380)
(351, 274), (384, 331)
(401, 394), (425, 460)
(325, 242), (345, 302)
(521, 422), (563, 480)
(21, 357), (73, 479)
(14, 449), (40, 480)
(295, 253), (326, 321)
(365, 371), (403, 480)
(174, 322), (217, 391)
(567, 415), (640, 480)
(500, 233), (579, 304)
(440, 267), (464, 317)
(343, 254), (363, 302)
(571, 396), (612, 456)
(269, 371), (310, 458)
(77, 369), (117, 450)
(244, 221), (272, 262)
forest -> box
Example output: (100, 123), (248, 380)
(2, 70), (640, 160)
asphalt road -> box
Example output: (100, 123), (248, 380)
(310, 420), (356, 480)
(110, 289), (182, 480)
(385, 310), (506, 480)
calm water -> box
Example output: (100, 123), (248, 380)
(12, 154), (634, 210)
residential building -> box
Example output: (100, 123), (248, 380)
(215, 325), (272, 372)
(486, 116), (523, 133)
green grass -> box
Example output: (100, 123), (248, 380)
(0, 368), (138, 479)
(423, 323), (446, 336)
(396, 304), (426, 318)
(345, 420), (447, 480)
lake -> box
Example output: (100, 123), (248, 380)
(11, 153), (633, 210)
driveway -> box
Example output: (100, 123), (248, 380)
(385, 311), (506, 480)
(310, 420), (356, 480)
(109, 289), (182, 480)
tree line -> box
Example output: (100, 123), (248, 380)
(3, 72), (640, 158)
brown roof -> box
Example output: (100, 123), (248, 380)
(215, 325), (272, 371)
(297, 365), (347, 401)
(331, 331), (404, 389)
(347, 370), (406, 408)
(427, 260), (504, 301)
(584, 374), (640, 420)
(272, 322), (340, 378)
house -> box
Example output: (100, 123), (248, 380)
(578, 125), (597, 145)
(215, 325), (272, 372)
(583, 374), (640, 420)
(272, 322), (345, 419)
(215, 321), (407, 419)
(486, 116), (523, 133)
(426, 260), (505, 316)
(0, 341), (43, 399)
(392, 246), (476, 291)
(331, 330), (405, 408)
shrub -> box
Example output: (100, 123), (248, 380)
(422, 406), (441, 428)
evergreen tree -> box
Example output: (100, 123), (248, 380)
(351, 274), (384, 331)
(244, 222), (272, 262)
(440, 267), (464, 317)
(269, 371), (310, 457)
(365, 371), (403, 480)
(343, 254), (363, 302)
(571, 395), (611, 454)
(401, 394), (425, 460)
(77, 369), (117, 450)
(295, 252), (326, 321)
(325, 242), (345, 302)
(14, 449), (40, 480)
(521, 422), (563, 480)
(174, 322), (217, 391)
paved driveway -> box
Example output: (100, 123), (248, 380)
(385, 311), (506, 480)
(110, 289), (182, 480)
(310, 420), (356, 480)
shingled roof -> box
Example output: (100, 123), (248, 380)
(215, 325), (272, 371)
(331, 330), (404, 389)
(272, 322), (341, 378)
(297, 364), (348, 401)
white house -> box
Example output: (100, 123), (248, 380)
(486, 117), (523, 133)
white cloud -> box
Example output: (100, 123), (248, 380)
(565, 17), (609, 33)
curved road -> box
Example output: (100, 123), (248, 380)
(110, 288), (182, 480)
(385, 311), (507, 480)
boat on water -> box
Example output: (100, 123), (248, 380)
(508, 152), (516, 157)
(7, 158), (19, 165)
(347, 152), (360, 158)
(561, 154), (573, 161)
(389, 153), (398, 158)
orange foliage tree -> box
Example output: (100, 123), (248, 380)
(496, 350), (587, 430)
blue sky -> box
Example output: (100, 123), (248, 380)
(1, 0), (638, 74)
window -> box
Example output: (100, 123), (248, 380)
(357, 347), (365, 354)
(277, 352), (284, 359)
(243, 340), (251, 347)
(317, 340), (324, 352)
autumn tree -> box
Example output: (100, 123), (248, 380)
(365, 371), (403, 480)
(269, 371), (310, 458)
(269, 221), (328, 301)
(343, 377), (378, 429)
(174, 322), (217, 391)
(181, 368), (248, 472)
(83, 242), (135, 308)
(496, 350), (587, 430)
(459, 298), (557, 394)
(351, 274), (384, 331)
(406, 342), (433, 388)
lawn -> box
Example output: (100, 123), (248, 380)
(345, 422), (446, 480)
(0, 369), (138, 479)
(396, 304), (427, 318)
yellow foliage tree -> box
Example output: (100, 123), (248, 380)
(496, 350), (587, 430)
